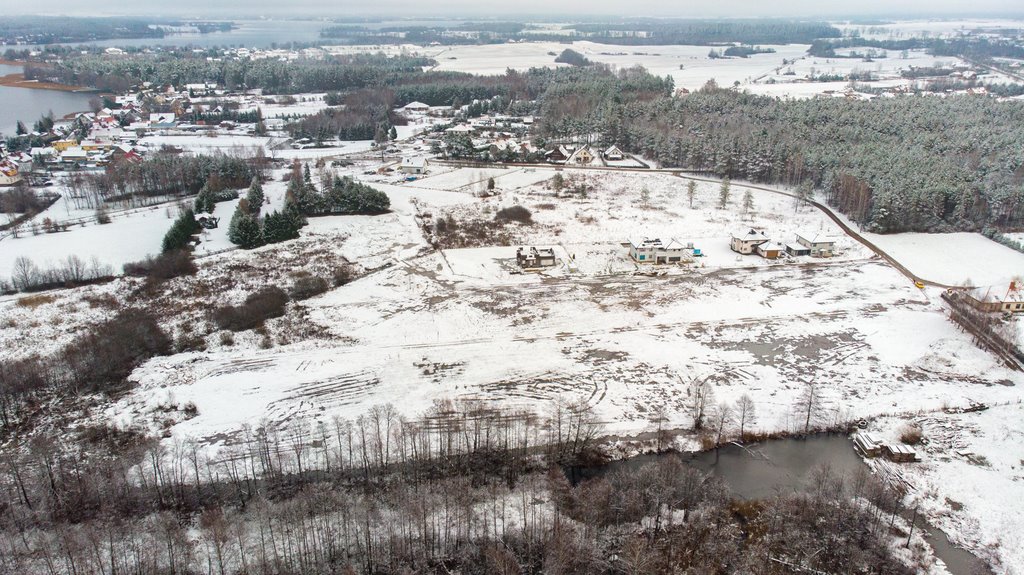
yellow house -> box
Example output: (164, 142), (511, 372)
(52, 139), (79, 152)
(566, 145), (596, 165)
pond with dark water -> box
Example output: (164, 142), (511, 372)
(574, 435), (991, 575)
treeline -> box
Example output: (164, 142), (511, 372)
(0, 392), (924, 574)
(320, 22), (528, 45)
(550, 83), (1024, 233)
(7, 255), (114, 293)
(68, 152), (260, 208)
(568, 19), (841, 45)
(26, 52), (435, 95)
(0, 15), (163, 44)
(809, 36), (1024, 60)
(289, 88), (402, 141)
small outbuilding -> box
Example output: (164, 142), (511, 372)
(757, 241), (785, 260)
(785, 243), (811, 257)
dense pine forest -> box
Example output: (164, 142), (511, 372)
(541, 84), (1024, 233)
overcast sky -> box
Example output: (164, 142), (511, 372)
(2, 0), (1022, 19)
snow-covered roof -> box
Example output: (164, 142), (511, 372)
(401, 157), (427, 168)
(796, 230), (837, 244)
(968, 285), (1024, 304)
(758, 241), (786, 252)
(733, 228), (769, 242)
(403, 101), (430, 110)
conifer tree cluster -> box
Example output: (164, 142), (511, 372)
(161, 208), (200, 253)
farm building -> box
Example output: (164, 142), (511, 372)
(962, 283), (1024, 313)
(730, 229), (769, 254)
(795, 231), (837, 257)
(629, 238), (691, 264)
(757, 241), (785, 260)
(785, 243), (811, 257)
(403, 101), (430, 112)
(516, 247), (556, 268)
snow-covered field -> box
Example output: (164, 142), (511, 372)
(425, 40), (810, 93)
(861, 231), (1024, 287)
(0, 198), (182, 279)
(110, 168), (1024, 450)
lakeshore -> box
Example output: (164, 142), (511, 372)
(0, 72), (95, 93)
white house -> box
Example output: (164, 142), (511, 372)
(603, 144), (625, 161)
(403, 101), (430, 112)
(149, 113), (177, 129)
(795, 231), (837, 257)
(400, 157), (428, 175)
(516, 247), (557, 268)
(730, 229), (769, 254)
(629, 238), (690, 264)
(0, 160), (23, 186)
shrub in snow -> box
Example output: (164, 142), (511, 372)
(494, 205), (532, 224)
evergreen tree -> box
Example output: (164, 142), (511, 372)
(15, 121), (27, 136)
(718, 177), (731, 209)
(687, 180), (697, 209)
(743, 189), (754, 214)
(389, 126), (397, 140)
(194, 184), (216, 214)
(263, 210), (301, 244)
(161, 208), (199, 253)
(246, 177), (265, 215)
(228, 206), (264, 249)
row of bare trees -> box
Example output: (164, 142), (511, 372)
(0, 396), (606, 574)
(0, 434), (923, 574)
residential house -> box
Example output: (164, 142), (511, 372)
(400, 157), (428, 175)
(565, 145), (596, 165)
(795, 231), (836, 257)
(59, 147), (88, 166)
(516, 247), (557, 268)
(51, 139), (78, 152)
(545, 145), (571, 163)
(730, 229), (769, 254)
(403, 101), (430, 112)
(629, 238), (690, 264)
(963, 284), (1024, 313)
(603, 145), (625, 161)
(0, 160), (22, 186)
(149, 113), (177, 129)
